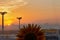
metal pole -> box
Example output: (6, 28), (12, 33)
(19, 19), (20, 29)
(2, 15), (4, 35)
(2, 15), (5, 40)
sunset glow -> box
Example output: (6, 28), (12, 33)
(4, 19), (13, 26)
(0, 0), (60, 27)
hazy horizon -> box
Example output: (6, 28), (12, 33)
(0, 23), (60, 31)
(0, 0), (60, 30)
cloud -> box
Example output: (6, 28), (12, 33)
(0, 0), (28, 10)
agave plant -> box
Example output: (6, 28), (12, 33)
(16, 24), (46, 40)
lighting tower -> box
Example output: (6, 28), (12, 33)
(0, 12), (7, 39)
(17, 17), (22, 30)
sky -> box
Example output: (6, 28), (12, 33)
(0, 0), (60, 30)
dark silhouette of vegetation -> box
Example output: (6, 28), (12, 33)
(16, 24), (46, 40)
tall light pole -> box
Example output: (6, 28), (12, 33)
(0, 12), (7, 39)
(17, 17), (22, 30)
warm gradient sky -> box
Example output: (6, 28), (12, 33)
(0, 0), (60, 30)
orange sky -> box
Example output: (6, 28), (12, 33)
(0, 0), (60, 26)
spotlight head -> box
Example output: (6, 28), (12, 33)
(0, 12), (7, 15)
(17, 17), (22, 20)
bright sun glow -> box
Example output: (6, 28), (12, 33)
(4, 19), (13, 26)
(7, 24), (11, 26)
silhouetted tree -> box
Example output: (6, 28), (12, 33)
(16, 24), (46, 40)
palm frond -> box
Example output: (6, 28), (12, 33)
(16, 24), (46, 40)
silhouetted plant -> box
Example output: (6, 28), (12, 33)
(16, 24), (46, 40)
